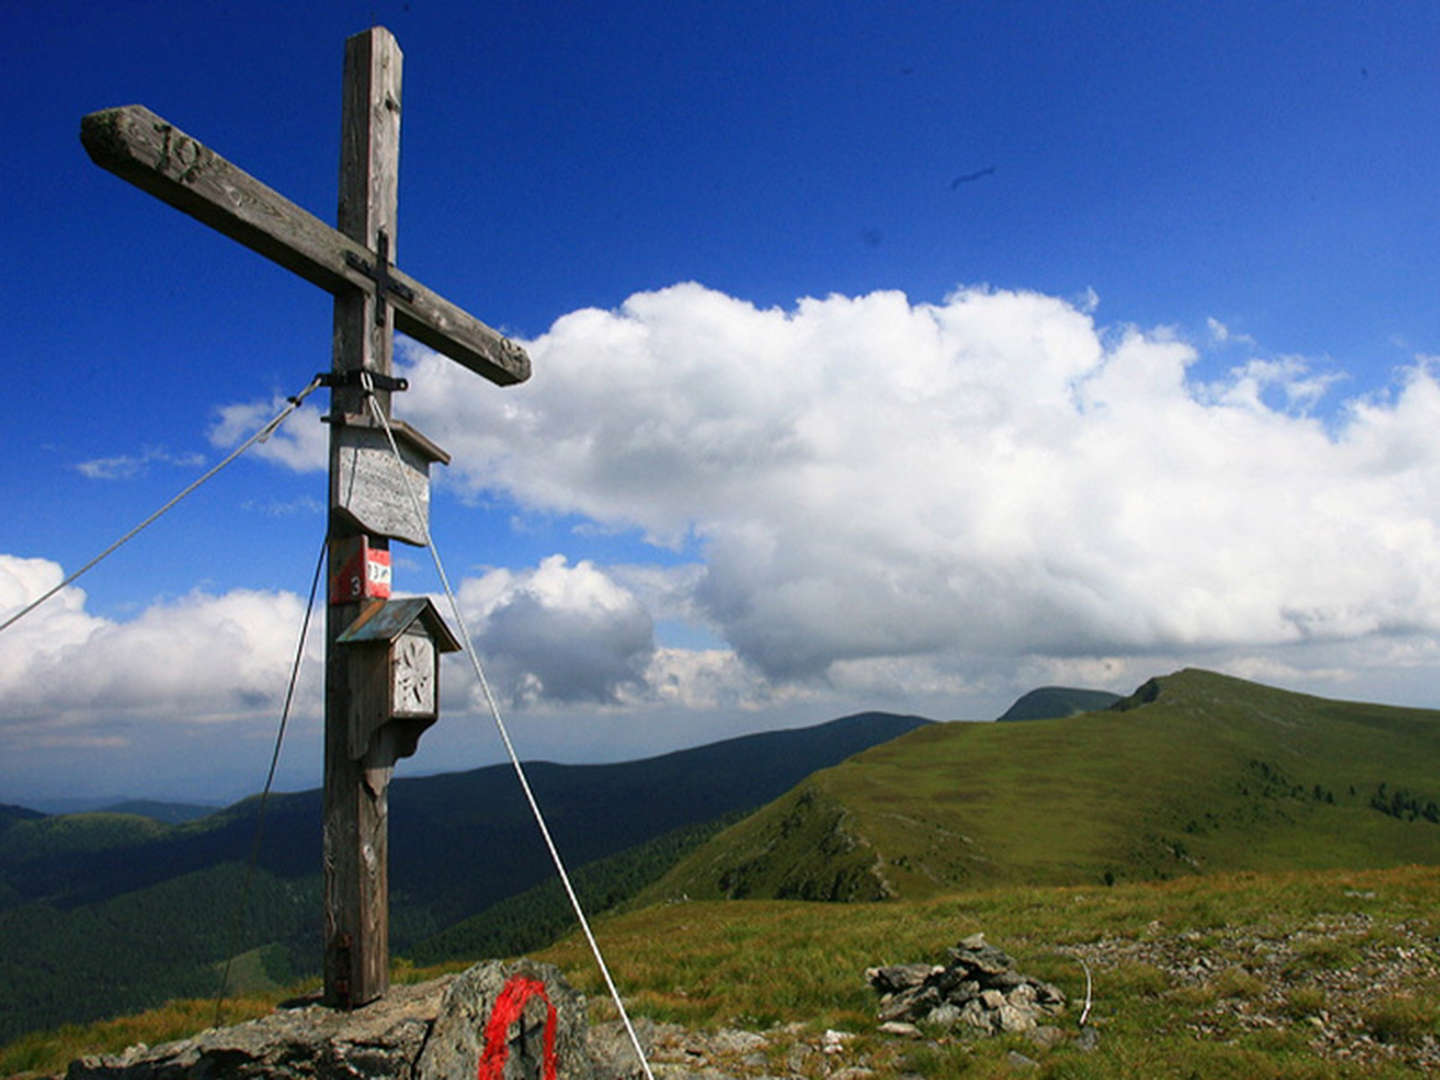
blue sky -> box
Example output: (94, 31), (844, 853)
(4, 0), (1440, 807)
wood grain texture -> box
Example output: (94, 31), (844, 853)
(81, 25), (515, 1010)
(80, 105), (530, 386)
(324, 26), (403, 1011)
(332, 424), (433, 546)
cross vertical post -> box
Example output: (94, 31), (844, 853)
(323, 26), (402, 1009)
(80, 24), (531, 1013)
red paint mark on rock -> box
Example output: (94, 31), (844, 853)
(477, 975), (557, 1080)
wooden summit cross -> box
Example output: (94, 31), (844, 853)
(81, 27), (530, 1008)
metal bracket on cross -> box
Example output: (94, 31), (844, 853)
(344, 229), (415, 326)
(317, 370), (410, 394)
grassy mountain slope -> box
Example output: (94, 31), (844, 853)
(8, 864), (1439, 1079)
(384, 711), (932, 930)
(0, 711), (928, 1040)
(996, 685), (1122, 721)
(644, 669), (1440, 903)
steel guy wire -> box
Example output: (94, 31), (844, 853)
(0, 377), (325, 635)
(213, 533), (326, 1028)
(361, 378), (656, 1080)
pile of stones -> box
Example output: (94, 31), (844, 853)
(866, 933), (1067, 1037)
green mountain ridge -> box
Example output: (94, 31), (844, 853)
(642, 668), (1440, 904)
(96, 800), (220, 825)
(996, 685), (1123, 721)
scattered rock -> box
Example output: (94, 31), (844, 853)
(877, 1021), (922, 1039)
(867, 934), (1066, 1037)
(1026, 1025), (1067, 1051)
(864, 963), (941, 993)
(822, 1029), (857, 1054)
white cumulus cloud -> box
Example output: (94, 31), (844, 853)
(75, 445), (207, 480)
(454, 555), (658, 707)
(0, 555), (321, 742)
(208, 397), (328, 472)
(392, 282), (1440, 690)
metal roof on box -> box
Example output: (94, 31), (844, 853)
(335, 596), (462, 652)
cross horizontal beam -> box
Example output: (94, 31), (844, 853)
(81, 104), (530, 386)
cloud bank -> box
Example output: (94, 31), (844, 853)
(0, 555), (319, 727)
(7, 282), (1440, 796)
(397, 282), (1440, 686)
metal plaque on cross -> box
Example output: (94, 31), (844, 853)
(331, 413), (450, 545)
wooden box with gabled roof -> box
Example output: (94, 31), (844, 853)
(336, 596), (462, 766)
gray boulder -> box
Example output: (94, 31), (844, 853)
(66, 960), (593, 1080)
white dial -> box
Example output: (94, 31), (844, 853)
(392, 634), (435, 715)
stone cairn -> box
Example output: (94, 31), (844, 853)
(867, 933), (1067, 1037)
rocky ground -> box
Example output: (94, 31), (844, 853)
(1061, 909), (1440, 1075)
(589, 914), (1440, 1078)
(590, 1018), (946, 1080)
(44, 914), (1439, 1080)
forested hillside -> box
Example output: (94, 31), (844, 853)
(0, 711), (927, 1041)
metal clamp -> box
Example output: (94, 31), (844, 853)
(317, 370), (409, 393)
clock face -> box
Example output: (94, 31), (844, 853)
(392, 633), (436, 716)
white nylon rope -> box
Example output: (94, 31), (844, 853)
(0, 377), (325, 636)
(362, 381), (655, 1080)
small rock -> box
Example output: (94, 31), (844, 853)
(997, 1004), (1037, 1034)
(1035, 982), (1066, 1009)
(823, 1029), (857, 1054)
(1007, 984), (1037, 1010)
(1076, 1025), (1101, 1052)
(706, 1030), (767, 1056)
(1026, 1025), (1066, 1050)
(1006, 1049), (1040, 1072)
(952, 979), (982, 1003)
(878, 1021), (922, 1039)
(878, 985), (939, 1022)
(866, 963), (940, 993)
(959, 999), (993, 1032)
(925, 1003), (961, 1028)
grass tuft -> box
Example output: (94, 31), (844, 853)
(1361, 993), (1439, 1044)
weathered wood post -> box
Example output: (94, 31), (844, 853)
(80, 25), (532, 1009)
(321, 26), (404, 1011)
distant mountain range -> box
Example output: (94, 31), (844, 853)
(12, 797), (219, 820)
(10, 669), (1434, 1048)
(642, 669), (1440, 904)
(0, 710), (929, 1041)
